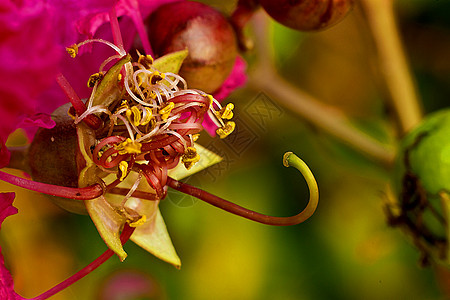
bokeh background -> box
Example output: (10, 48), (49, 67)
(1, 0), (450, 299)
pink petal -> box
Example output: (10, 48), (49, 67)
(204, 56), (248, 136)
(0, 0), (61, 143)
(0, 140), (11, 169)
(0, 192), (21, 300)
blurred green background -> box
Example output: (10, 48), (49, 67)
(2, 0), (450, 299)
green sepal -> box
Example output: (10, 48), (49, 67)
(153, 49), (188, 75)
(77, 123), (128, 261)
(168, 143), (222, 180)
(130, 207), (181, 268)
(91, 54), (131, 108)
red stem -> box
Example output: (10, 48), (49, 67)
(108, 187), (158, 201)
(109, 7), (125, 53)
(0, 171), (103, 200)
(167, 177), (312, 226)
(56, 73), (102, 130)
(30, 225), (135, 300)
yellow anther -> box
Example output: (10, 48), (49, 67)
(126, 106), (142, 126)
(158, 102), (174, 120)
(115, 138), (142, 155)
(218, 103), (234, 120)
(216, 121), (235, 139)
(192, 134), (200, 142)
(87, 72), (104, 88)
(126, 106), (153, 126)
(138, 54), (154, 68)
(149, 71), (166, 85)
(118, 161), (129, 181)
(182, 147), (200, 170)
(66, 44), (78, 58)
(117, 73), (123, 82)
(128, 215), (147, 227)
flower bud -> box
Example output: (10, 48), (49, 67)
(28, 103), (87, 214)
(145, 1), (238, 93)
(259, 0), (354, 31)
(392, 109), (450, 266)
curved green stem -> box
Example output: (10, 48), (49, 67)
(167, 152), (318, 226)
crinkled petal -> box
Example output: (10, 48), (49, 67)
(0, 192), (22, 300)
(204, 56), (247, 136)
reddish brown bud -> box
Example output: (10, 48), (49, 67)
(146, 1), (238, 93)
(28, 104), (87, 214)
(260, 0), (354, 31)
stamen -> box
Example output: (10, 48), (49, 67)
(216, 121), (235, 138)
(182, 147), (200, 170)
(115, 138), (142, 155)
(87, 72), (104, 88)
(66, 44), (78, 58)
(118, 161), (129, 181)
(158, 102), (174, 120)
(218, 103), (234, 119)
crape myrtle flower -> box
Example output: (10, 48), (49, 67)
(0, 0), (318, 299)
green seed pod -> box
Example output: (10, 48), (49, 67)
(28, 104), (87, 214)
(392, 109), (450, 266)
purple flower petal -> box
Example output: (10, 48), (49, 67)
(0, 192), (22, 300)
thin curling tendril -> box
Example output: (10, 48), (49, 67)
(167, 152), (319, 226)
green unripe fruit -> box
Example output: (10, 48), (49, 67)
(393, 109), (450, 266)
(28, 104), (87, 214)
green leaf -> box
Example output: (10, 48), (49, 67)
(91, 54), (131, 108)
(130, 208), (181, 268)
(153, 49), (188, 74)
(168, 143), (223, 180)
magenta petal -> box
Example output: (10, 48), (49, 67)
(0, 192), (21, 300)
(18, 113), (56, 141)
(203, 56), (248, 136)
(213, 56), (247, 101)
(0, 0), (61, 145)
(0, 140), (11, 169)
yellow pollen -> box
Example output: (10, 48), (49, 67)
(158, 102), (174, 120)
(218, 103), (234, 119)
(66, 44), (78, 58)
(216, 121), (235, 139)
(117, 73), (123, 82)
(115, 138), (142, 155)
(87, 72), (104, 88)
(128, 215), (147, 227)
(182, 147), (200, 170)
(138, 54), (154, 68)
(192, 134), (200, 142)
(126, 106), (142, 126)
(118, 161), (129, 181)
(150, 71), (166, 85)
